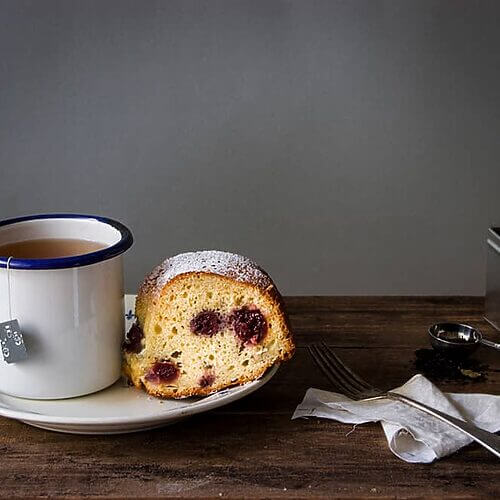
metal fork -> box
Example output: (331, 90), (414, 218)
(309, 342), (500, 458)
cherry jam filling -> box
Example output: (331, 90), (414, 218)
(190, 310), (223, 336)
(230, 306), (267, 345)
(199, 372), (216, 388)
(122, 323), (144, 354)
(145, 361), (180, 384)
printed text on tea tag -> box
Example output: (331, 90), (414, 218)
(0, 319), (28, 363)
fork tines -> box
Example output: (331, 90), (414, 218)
(308, 342), (380, 400)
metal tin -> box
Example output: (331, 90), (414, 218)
(485, 227), (500, 331)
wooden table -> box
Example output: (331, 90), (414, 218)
(1, 297), (499, 498)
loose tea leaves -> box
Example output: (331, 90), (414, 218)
(414, 348), (487, 382)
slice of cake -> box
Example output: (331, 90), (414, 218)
(122, 250), (295, 398)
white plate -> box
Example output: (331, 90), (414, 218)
(0, 295), (279, 434)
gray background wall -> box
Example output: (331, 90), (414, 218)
(1, 0), (499, 295)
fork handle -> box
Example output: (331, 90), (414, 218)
(386, 392), (500, 458)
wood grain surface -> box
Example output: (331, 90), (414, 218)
(1, 297), (499, 498)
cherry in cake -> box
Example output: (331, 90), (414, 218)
(230, 306), (268, 345)
(122, 323), (144, 354)
(190, 310), (223, 336)
(144, 361), (179, 384)
(122, 250), (294, 398)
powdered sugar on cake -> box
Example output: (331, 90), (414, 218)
(141, 250), (274, 298)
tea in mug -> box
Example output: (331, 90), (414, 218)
(0, 238), (106, 259)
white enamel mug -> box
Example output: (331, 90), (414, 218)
(0, 214), (133, 399)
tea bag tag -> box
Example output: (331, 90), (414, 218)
(0, 319), (27, 363)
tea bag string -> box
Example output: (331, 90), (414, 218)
(1, 258), (28, 363)
(6, 256), (13, 320)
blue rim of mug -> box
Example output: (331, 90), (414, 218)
(0, 214), (133, 270)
